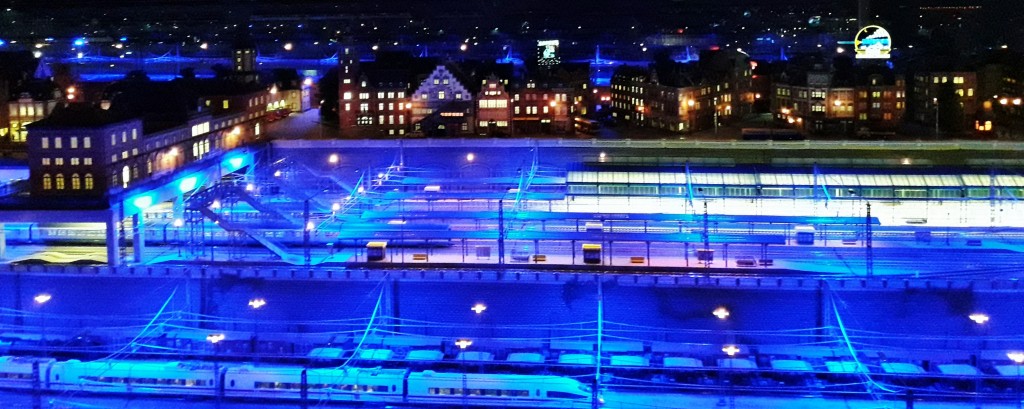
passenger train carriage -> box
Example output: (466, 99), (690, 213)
(0, 356), (598, 407)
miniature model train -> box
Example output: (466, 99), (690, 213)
(0, 356), (598, 407)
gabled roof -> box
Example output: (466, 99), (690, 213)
(27, 103), (127, 129)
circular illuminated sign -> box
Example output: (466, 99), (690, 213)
(854, 25), (892, 59)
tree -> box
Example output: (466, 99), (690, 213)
(936, 83), (965, 137)
(318, 67), (339, 124)
(211, 64), (232, 79)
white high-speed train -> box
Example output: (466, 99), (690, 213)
(0, 356), (598, 407)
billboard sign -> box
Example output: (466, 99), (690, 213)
(854, 25), (892, 59)
(537, 40), (560, 65)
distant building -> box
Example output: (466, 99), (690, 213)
(334, 50), (579, 138)
(610, 50), (753, 134)
(0, 51), (51, 146)
(476, 75), (512, 137)
(5, 85), (61, 144)
(27, 83), (270, 199)
(409, 65), (476, 137)
(912, 71), (978, 133)
(511, 79), (573, 135)
(772, 57), (905, 135)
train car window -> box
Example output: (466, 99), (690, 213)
(547, 391), (587, 399)
(230, 380), (235, 387)
(55, 375), (59, 381)
(392, 385), (396, 392)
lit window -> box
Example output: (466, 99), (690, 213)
(41, 137), (49, 149)
(55, 158), (64, 166)
(71, 158), (80, 166)
(438, 91), (445, 99)
(55, 174), (65, 190)
(84, 174), (93, 189)
(42, 174), (52, 190)
(71, 174), (81, 190)
(70, 137), (78, 149)
(84, 158), (92, 165)
(42, 158), (50, 165)
(222, 100), (229, 109)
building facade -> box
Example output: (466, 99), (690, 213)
(773, 63), (905, 135)
(912, 71), (978, 133)
(27, 88), (269, 199)
(476, 76), (512, 137)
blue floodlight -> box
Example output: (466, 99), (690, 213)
(130, 194), (154, 211)
(119, 36), (128, 42)
(73, 38), (86, 47)
(0, 39), (6, 47)
(223, 153), (248, 172)
(178, 175), (198, 193)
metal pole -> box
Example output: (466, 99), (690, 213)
(303, 199), (310, 265)
(592, 278), (603, 409)
(866, 202), (873, 278)
(703, 201), (710, 269)
(714, 97), (719, 134)
(498, 200), (505, 265)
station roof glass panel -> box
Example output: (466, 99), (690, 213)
(996, 175), (1024, 187)
(961, 175), (988, 186)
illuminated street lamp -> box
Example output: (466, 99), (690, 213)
(712, 306), (730, 320)
(249, 298), (266, 361)
(35, 293), (51, 354)
(971, 313), (990, 408)
(466, 153), (475, 162)
(1010, 352), (1024, 409)
(248, 298), (267, 309)
(471, 303), (487, 314)
(456, 338), (472, 404)
(722, 344), (740, 356)
(206, 333), (225, 344)
(969, 313), (990, 325)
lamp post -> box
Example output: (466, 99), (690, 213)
(970, 312), (990, 409)
(456, 338), (472, 409)
(934, 97), (940, 137)
(721, 344), (739, 409)
(713, 97), (720, 134)
(207, 333), (225, 405)
(34, 293), (51, 355)
(249, 298), (266, 361)
(173, 218), (184, 257)
(1008, 352), (1024, 409)
(303, 188), (331, 265)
